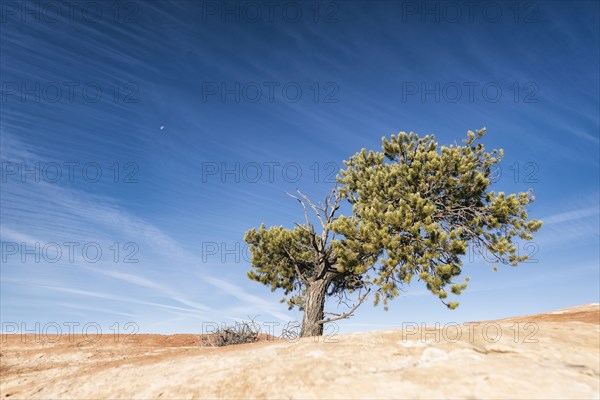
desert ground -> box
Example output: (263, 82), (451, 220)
(1, 304), (598, 399)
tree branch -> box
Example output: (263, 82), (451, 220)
(316, 288), (371, 324)
(297, 190), (326, 229)
(281, 244), (309, 286)
(286, 191), (312, 229)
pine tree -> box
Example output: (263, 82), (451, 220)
(244, 129), (542, 337)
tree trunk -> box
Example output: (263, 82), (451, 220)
(300, 279), (329, 337)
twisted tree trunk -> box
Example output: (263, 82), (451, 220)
(300, 279), (329, 337)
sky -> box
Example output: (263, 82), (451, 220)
(1, 0), (599, 336)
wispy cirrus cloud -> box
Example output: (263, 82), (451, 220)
(1, 131), (291, 327)
(533, 194), (599, 249)
(203, 276), (290, 321)
(541, 206), (599, 225)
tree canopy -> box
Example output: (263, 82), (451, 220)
(244, 129), (542, 336)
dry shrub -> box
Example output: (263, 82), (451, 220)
(201, 319), (260, 347)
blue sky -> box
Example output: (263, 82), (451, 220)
(1, 1), (598, 335)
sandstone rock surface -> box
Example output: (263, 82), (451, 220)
(1, 304), (598, 399)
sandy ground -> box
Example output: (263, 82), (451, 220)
(1, 304), (598, 399)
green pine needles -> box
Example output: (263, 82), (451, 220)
(244, 128), (542, 336)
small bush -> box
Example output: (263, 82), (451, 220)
(201, 320), (260, 347)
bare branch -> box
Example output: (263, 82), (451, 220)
(287, 191), (322, 260)
(328, 196), (341, 223)
(286, 191), (312, 229)
(316, 288), (371, 324)
(281, 244), (309, 286)
(297, 190), (326, 229)
(293, 222), (313, 235)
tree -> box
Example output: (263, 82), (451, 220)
(244, 129), (542, 337)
